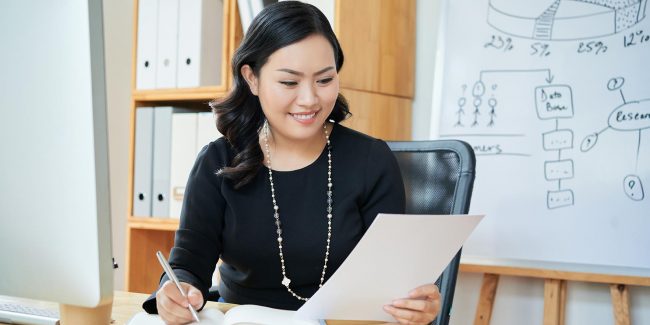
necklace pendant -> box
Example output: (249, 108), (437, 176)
(282, 276), (291, 287)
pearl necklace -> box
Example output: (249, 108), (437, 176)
(262, 121), (332, 301)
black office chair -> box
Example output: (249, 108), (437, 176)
(387, 140), (476, 325)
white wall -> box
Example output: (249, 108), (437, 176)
(411, 0), (439, 140)
(103, 0), (133, 291)
(413, 0), (650, 324)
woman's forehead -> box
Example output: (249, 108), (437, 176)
(263, 34), (336, 72)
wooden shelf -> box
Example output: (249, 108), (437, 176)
(132, 86), (229, 102)
(124, 0), (242, 293)
(128, 217), (179, 231)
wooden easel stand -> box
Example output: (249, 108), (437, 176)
(461, 263), (650, 325)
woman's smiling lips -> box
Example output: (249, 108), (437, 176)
(289, 110), (319, 124)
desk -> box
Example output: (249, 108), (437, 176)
(1, 291), (382, 325)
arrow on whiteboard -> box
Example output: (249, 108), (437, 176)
(479, 69), (555, 85)
(545, 73), (554, 84)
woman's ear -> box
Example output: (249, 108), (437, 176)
(240, 64), (259, 96)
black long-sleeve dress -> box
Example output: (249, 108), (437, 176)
(143, 123), (405, 311)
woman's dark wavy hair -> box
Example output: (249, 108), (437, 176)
(210, 0), (350, 189)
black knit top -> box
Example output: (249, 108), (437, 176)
(143, 123), (405, 312)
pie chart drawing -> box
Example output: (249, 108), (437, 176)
(488, 0), (648, 40)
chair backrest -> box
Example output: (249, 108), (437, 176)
(387, 140), (476, 325)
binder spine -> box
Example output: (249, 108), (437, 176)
(133, 107), (154, 217)
(155, 0), (180, 88)
(135, 0), (159, 89)
(151, 107), (173, 217)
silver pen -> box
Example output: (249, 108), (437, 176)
(156, 251), (201, 323)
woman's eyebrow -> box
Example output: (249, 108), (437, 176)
(276, 66), (335, 76)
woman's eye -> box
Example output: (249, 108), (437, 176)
(280, 81), (298, 86)
(317, 78), (333, 85)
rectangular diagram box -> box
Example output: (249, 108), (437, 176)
(547, 189), (574, 209)
(545, 159), (574, 180)
(535, 85), (574, 120)
(543, 129), (574, 151)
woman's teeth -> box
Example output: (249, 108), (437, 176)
(291, 112), (316, 120)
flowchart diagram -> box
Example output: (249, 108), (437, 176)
(451, 72), (649, 207)
(535, 83), (575, 209)
(451, 69), (576, 209)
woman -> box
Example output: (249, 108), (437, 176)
(143, 2), (440, 324)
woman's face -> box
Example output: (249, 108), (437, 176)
(243, 34), (339, 144)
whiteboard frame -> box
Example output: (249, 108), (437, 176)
(428, 0), (650, 279)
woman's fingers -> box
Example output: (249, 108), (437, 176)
(159, 295), (193, 324)
(160, 281), (188, 306)
(392, 296), (440, 316)
(408, 283), (441, 300)
(158, 295), (192, 324)
(391, 298), (432, 311)
(382, 283), (441, 324)
(383, 304), (432, 324)
(185, 284), (204, 310)
(156, 281), (199, 325)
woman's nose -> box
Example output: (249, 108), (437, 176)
(296, 83), (318, 107)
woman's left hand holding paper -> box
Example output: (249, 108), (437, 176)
(382, 283), (441, 325)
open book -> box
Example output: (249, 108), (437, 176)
(127, 305), (320, 325)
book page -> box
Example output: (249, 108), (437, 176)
(127, 308), (225, 325)
(223, 304), (319, 325)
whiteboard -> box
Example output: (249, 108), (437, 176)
(431, 0), (650, 276)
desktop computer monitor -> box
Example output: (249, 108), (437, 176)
(0, 0), (114, 321)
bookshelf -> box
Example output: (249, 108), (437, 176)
(125, 0), (242, 293)
(125, 0), (416, 293)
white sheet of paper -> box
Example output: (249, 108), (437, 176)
(295, 213), (484, 322)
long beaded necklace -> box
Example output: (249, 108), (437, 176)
(262, 121), (332, 301)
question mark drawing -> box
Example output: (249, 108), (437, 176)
(580, 133), (598, 152)
(623, 175), (644, 201)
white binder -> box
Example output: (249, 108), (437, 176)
(151, 107), (173, 217)
(155, 0), (179, 88)
(196, 111), (221, 154)
(151, 106), (191, 218)
(135, 0), (158, 89)
(177, 0), (223, 88)
(133, 107), (154, 217)
(168, 112), (199, 219)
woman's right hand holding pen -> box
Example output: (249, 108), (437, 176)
(156, 280), (204, 325)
